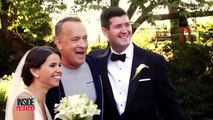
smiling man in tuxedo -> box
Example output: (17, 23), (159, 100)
(89, 6), (185, 120)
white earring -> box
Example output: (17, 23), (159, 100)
(35, 74), (39, 78)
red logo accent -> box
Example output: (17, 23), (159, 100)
(16, 98), (35, 111)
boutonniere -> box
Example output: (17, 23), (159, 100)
(132, 64), (149, 80)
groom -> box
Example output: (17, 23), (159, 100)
(89, 6), (185, 120)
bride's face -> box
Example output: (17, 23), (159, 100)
(35, 53), (62, 89)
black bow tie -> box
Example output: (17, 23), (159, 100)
(110, 53), (126, 62)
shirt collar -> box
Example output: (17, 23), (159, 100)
(110, 42), (133, 59)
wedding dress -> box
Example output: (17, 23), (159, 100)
(7, 89), (52, 120)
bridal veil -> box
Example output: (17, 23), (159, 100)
(5, 50), (30, 120)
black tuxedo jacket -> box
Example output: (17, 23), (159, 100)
(89, 43), (184, 120)
(46, 56), (103, 120)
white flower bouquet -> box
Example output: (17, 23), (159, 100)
(54, 94), (100, 120)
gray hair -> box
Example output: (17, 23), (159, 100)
(55, 17), (81, 36)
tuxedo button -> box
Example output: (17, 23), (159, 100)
(119, 92), (122, 94)
(119, 80), (121, 82)
(120, 104), (123, 107)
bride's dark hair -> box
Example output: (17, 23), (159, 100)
(21, 46), (60, 86)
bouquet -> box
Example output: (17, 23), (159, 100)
(54, 94), (100, 120)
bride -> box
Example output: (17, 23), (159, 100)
(5, 46), (62, 120)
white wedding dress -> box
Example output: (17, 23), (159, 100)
(6, 89), (52, 120)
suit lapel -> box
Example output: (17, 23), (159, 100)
(125, 44), (147, 111)
(98, 48), (119, 110)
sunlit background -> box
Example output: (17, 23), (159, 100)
(50, 0), (212, 43)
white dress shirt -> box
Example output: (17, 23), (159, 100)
(108, 42), (133, 115)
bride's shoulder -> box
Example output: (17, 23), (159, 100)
(16, 89), (33, 98)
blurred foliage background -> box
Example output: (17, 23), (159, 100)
(0, 0), (213, 119)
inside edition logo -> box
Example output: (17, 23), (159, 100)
(16, 97), (35, 111)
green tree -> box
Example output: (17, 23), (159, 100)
(164, 41), (213, 120)
(71, 0), (213, 33)
(0, 0), (66, 77)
